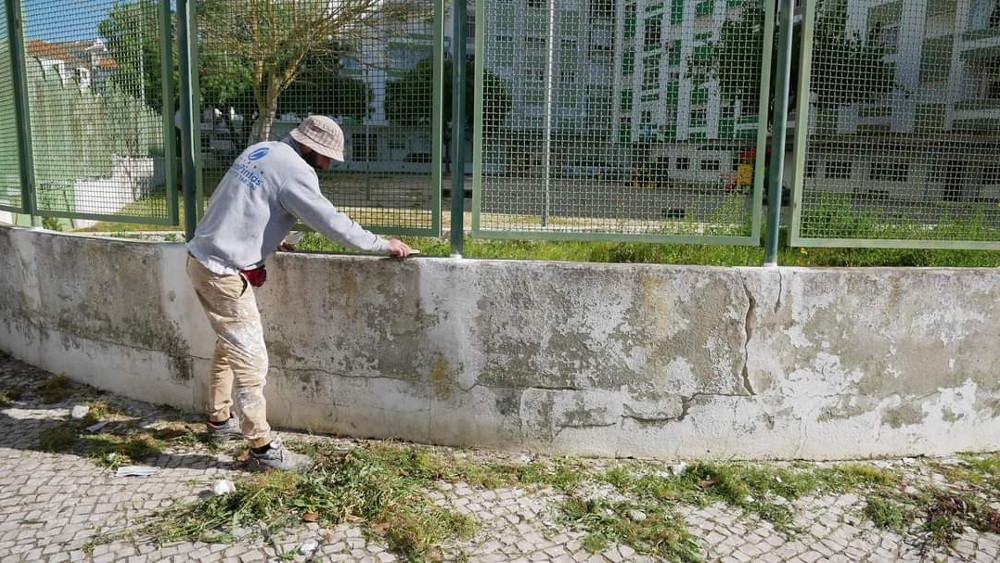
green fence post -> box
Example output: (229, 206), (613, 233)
(763, 0), (794, 266)
(177, 0), (202, 241)
(449, 0), (467, 257)
(159, 0), (178, 227)
(5, 0), (35, 223)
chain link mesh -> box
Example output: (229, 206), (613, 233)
(20, 0), (171, 222)
(475, 0), (770, 240)
(795, 0), (1000, 245)
(0, 6), (21, 214)
(197, 0), (441, 235)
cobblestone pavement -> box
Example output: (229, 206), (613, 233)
(1, 355), (998, 562)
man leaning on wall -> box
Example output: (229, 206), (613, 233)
(185, 115), (412, 471)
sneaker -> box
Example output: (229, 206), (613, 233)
(247, 438), (313, 472)
(206, 415), (242, 443)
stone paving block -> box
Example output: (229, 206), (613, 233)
(4, 356), (1000, 563)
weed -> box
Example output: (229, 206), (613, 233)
(80, 433), (165, 469)
(562, 497), (699, 562)
(37, 425), (78, 452)
(142, 443), (478, 561)
(863, 495), (915, 533)
(38, 375), (73, 403)
(0, 385), (23, 405)
(934, 454), (1000, 493)
(581, 532), (609, 553)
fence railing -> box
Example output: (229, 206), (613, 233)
(1, 0), (999, 258)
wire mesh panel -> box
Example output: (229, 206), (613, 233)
(0, 5), (21, 214)
(791, 0), (1000, 248)
(473, 0), (773, 242)
(19, 0), (175, 225)
(197, 0), (443, 237)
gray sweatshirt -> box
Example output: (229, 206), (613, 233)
(187, 138), (389, 275)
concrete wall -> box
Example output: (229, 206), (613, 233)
(1, 225), (999, 460)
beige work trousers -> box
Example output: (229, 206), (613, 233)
(186, 256), (271, 448)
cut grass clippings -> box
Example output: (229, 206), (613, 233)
(135, 443), (1000, 562)
(38, 375), (74, 404)
(144, 442), (477, 562)
(0, 385), (23, 405)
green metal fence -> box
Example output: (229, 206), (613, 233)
(13, 0), (176, 226)
(195, 0), (444, 237)
(5, 0), (1000, 257)
(790, 0), (1000, 249)
(0, 4), (20, 214)
(472, 0), (774, 244)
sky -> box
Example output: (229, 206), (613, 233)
(22, 0), (114, 42)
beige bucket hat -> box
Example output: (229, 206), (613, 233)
(290, 115), (345, 162)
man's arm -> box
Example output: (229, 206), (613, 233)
(278, 171), (389, 254)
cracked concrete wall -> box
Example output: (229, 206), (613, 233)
(2, 226), (999, 459)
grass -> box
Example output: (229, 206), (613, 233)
(863, 495), (916, 533)
(30, 423), (1000, 561)
(292, 230), (1000, 267)
(37, 375), (74, 404)
(137, 444), (947, 562)
(68, 190), (1000, 268)
(860, 453), (1000, 554)
(0, 385), (23, 406)
(144, 442), (477, 561)
(35, 421), (165, 469)
(79, 433), (165, 469)
(563, 497), (699, 562)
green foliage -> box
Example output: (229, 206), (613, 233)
(37, 426), (78, 452)
(385, 58), (512, 132)
(197, 0), (430, 142)
(38, 375), (73, 404)
(25, 58), (163, 187)
(864, 495), (915, 532)
(146, 442), (477, 561)
(278, 45), (374, 123)
(98, 0), (176, 111)
(563, 497), (700, 562)
(690, 0), (898, 111)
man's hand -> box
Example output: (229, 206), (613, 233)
(387, 238), (412, 259)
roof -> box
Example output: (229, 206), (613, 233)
(25, 39), (76, 62)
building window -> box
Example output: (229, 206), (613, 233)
(644, 18), (662, 48)
(805, 160), (817, 178)
(826, 161), (852, 179)
(642, 55), (660, 90)
(870, 161), (908, 182)
(352, 133), (378, 162)
(622, 49), (635, 75)
(641, 110), (652, 123)
(984, 166), (1000, 184)
(700, 159), (720, 171)
(676, 157), (690, 170)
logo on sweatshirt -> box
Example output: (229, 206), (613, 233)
(248, 148), (270, 161)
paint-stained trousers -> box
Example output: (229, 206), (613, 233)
(186, 255), (272, 448)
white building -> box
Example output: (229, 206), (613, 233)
(802, 0), (1000, 203)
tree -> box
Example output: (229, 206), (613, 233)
(688, 0), (898, 113)
(277, 43), (373, 123)
(384, 57), (512, 132)
(98, 0), (175, 111)
(198, 0), (430, 143)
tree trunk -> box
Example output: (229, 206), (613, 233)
(253, 78), (281, 143)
